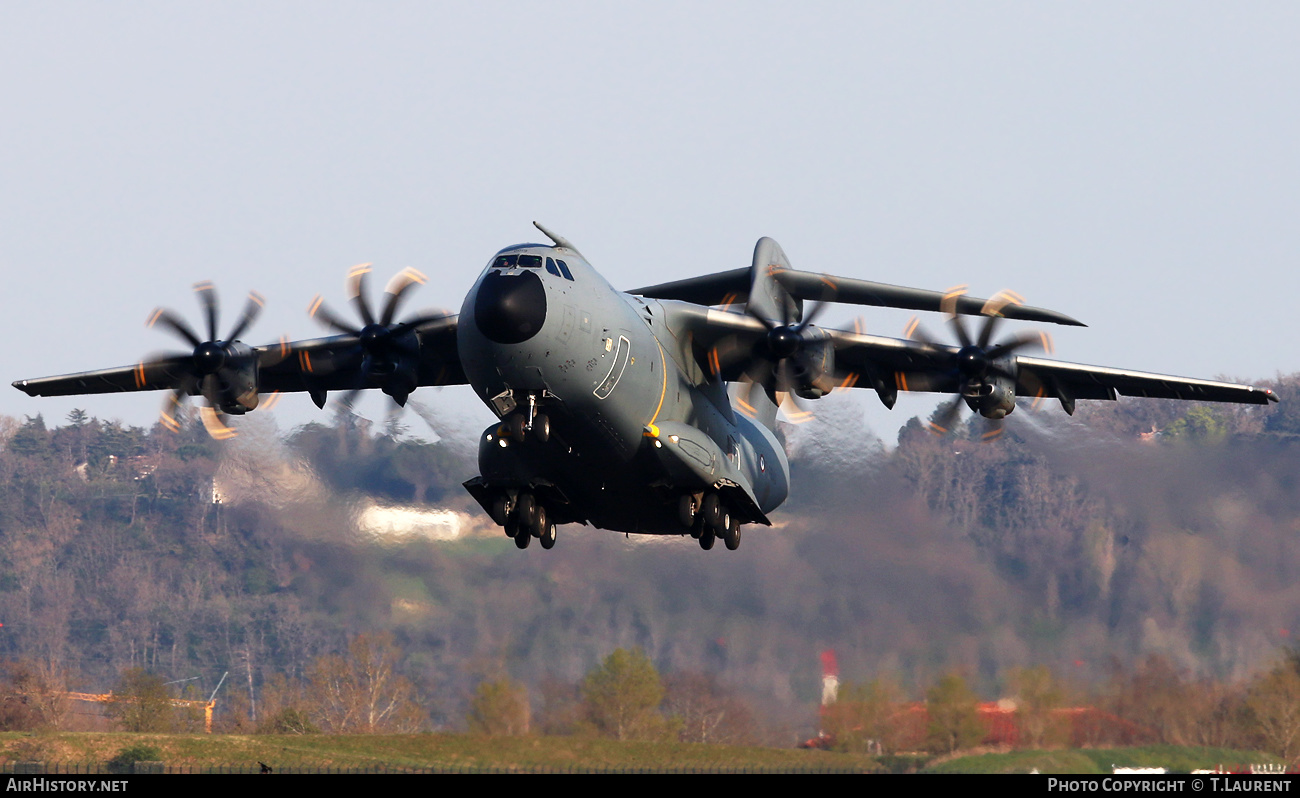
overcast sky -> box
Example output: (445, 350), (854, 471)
(2, 2), (1297, 442)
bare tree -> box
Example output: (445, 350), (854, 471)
(664, 671), (756, 746)
(309, 632), (424, 733)
(1247, 666), (1300, 764)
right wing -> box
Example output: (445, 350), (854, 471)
(13, 317), (467, 400)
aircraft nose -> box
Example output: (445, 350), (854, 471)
(474, 269), (547, 344)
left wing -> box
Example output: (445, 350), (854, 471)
(659, 302), (1277, 412)
(1013, 355), (1277, 406)
(831, 329), (1278, 409)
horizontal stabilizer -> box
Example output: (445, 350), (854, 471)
(631, 265), (1084, 327)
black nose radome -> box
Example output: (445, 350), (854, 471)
(475, 269), (547, 344)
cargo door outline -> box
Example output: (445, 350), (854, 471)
(594, 335), (631, 399)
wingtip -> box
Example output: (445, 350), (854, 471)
(1049, 311), (1087, 327)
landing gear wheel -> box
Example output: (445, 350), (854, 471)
(514, 525), (532, 549)
(701, 493), (722, 529)
(540, 522), (557, 549)
(515, 493), (536, 526)
(724, 516), (742, 551)
(504, 519), (520, 539)
(508, 413), (527, 442)
(533, 413), (550, 443)
(699, 527), (716, 550)
(678, 495), (698, 530)
(491, 495), (512, 527)
(713, 507), (731, 535)
(530, 505), (548, 539)
(690, 513), (706, 540)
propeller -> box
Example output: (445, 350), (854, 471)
(145, 281), (265, 439)
(721, 297), (830, 383)
(902, 288), (1053, 440)
(307, 264), (452, 410)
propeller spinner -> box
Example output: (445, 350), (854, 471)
(903, 288), (1052, 440)
(145, 281), (265, 439)
(307, 264), (453, 410)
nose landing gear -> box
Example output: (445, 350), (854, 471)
(506, 393), (550, 443)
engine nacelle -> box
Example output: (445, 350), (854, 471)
(369, 352), (420, 405)
(201, 342), (260, 415)
(963, 360), (1017, 419)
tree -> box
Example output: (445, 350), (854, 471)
(467, 678), (530, 735)
(582, 648), (666, 741)
(308, 632), (424, 733)
(663, 670), (756, 746)
(1011, 666), (1067, 749)
(0, 660), (69, 731)
(106, 669), (173, 733)
(251, 673), (319, 735)
(1109, 656), (1201, 745)
(822, 678), (903, 754)
(925, 673), (983, 753)
(1247, 665), (1300, 764)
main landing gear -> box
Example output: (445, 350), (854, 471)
(492, 491), (557, 550)
(679, 492), (742, 551)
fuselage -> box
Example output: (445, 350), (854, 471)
(456, 243), (788, 535)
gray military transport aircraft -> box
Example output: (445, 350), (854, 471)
(12, 223), (1278, 551)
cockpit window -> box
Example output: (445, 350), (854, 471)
(493, 251), (574, 280)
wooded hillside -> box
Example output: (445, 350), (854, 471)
(0, 375), (1297, 734)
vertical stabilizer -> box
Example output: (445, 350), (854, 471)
(747, 237), (802, 324)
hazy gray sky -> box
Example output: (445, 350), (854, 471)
(2, 2), (1297, 440)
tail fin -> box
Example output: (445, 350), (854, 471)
(741, 238), (800, 435)
(747, 237), (802, 324)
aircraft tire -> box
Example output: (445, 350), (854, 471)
(514, 526), (532, 549)
(515, 493), (536, 526)
(531, 505), (548, 538)
(715, 507), (731, 536)
(724, 517), (741, 551)
(504, 519), (519, 538)
(540, 522), (557, 549)
(534, 414), (550, 443)
(491, 495), (511, 527)
(678, 495), (697, 529)
(699, 528), (716, 550)
(701, 494), (722, 529)
(508, 413), (527, 442)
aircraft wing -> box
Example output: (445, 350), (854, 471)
(13, 317), (467, 399)
(13, 355), (198, 397)
(830, 329), (1278, 407)
(1011, 356), (1277, 406)
(631, 266), (1085, 327)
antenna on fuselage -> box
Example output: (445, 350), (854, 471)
(533, 221), (583, 258)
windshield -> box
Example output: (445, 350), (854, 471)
(492, 253), (544, 269)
